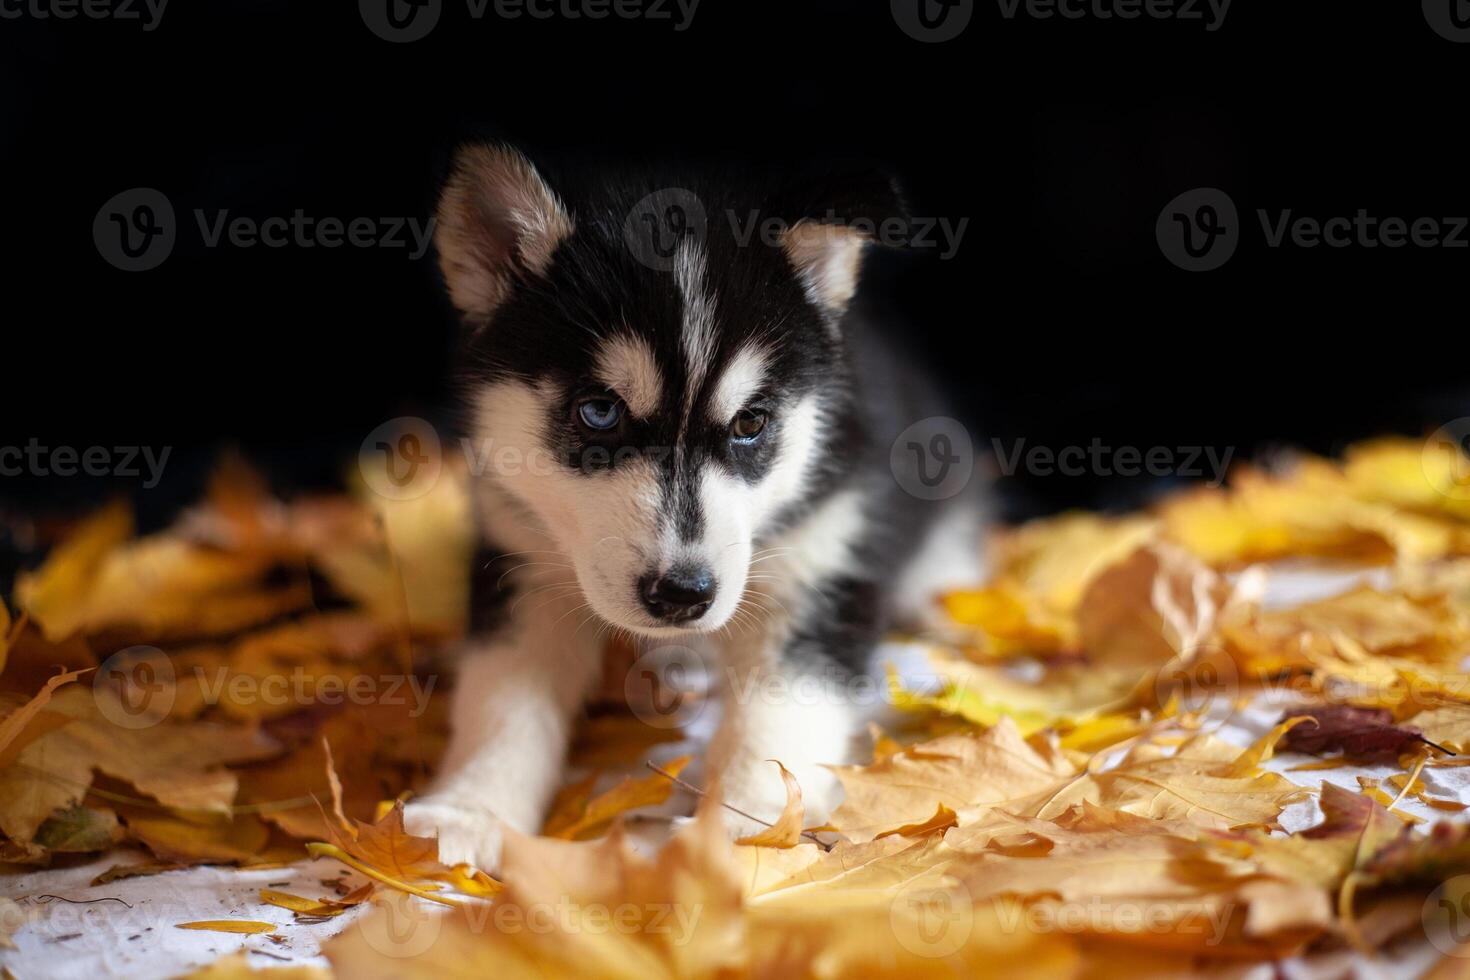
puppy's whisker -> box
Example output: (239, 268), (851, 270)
(511, 581), (584, 612)
(496, 561), (576, 590)
(553, 601), (595, 631)
(484, 548), (573, 569)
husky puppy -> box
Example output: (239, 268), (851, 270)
(404, 144), (981, 868)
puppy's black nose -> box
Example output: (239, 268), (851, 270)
(639, 566), (716, 623)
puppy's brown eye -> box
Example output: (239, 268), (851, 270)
(731, 409), (768, 441)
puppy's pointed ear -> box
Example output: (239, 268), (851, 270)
(435, 144), (574, 324)
(779, 170), (907, 318)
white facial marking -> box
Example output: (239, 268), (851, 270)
(675, 238), (717, 413)
(475, 380), (661, 630)
(709, 342), (770, 423)
(593, 334), (663, 418)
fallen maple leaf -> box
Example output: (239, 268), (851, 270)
(941, 512), (1158, 656)
(734, 761), (805, 847)
(543, 755), (691, 841)
(1076, 543), (1236, 669)
(1223, 586), (1470, 677)
(328, 801), (1080, 979)
(949, 802), (1331, 956)
(0, 665), (87, 760)
(1279, 705), (1430, 759)
(1407, 702), (1470, 754)
(829, 718), (1076, 842)
(1217, 783), (1407, 891)
(1035, 727), (1312, 832)
(0, 686), (280, 846)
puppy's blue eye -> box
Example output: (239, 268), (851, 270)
(578, 399), (623, 430)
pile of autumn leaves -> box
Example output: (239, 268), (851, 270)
(5, 439), (1470, 977)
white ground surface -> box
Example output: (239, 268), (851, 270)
(0, 565), (1459, 979)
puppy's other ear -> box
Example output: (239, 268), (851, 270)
(435, 144), (573, 324)
(778, 170), (907, 318)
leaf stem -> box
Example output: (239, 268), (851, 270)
(643, 762), (832, 851)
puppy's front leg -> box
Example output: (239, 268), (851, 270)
(707, 633), (864, 839)
(405, 597), (603, 870)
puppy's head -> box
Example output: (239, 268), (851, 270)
(436, 144), (898, 637)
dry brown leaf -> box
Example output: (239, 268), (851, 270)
(90, 860), (187, 884)
(1076, 543), (1235, 669)
(1218, 783), (1406, 890)
(1409, 702), (1470, 753)
(1034, 729), (1312, 832)
(1223, 586), (1470, 677)
(0, 686), (278, 845)
(734, 761), (805, 847)
(942, 512), (1158, 656)
(175, 920), (279, 935)
(313, 460), (472, 633)
(0, 665), (87, 761)
(328, 801), (1079, 979)
(19, 519), (304, 645)
(543, 755), (691, 841)
(1160, 459), (1470, 566)
(950, 803), (1330, 955)
(14, 501), (133, 640)
(830, 718), (1075, 842)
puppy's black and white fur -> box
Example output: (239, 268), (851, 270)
(404, 145), (981, 868)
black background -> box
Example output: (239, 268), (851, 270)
(1, 0), (1467, 546)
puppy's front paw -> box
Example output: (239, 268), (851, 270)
(403, 797), (505, 872)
